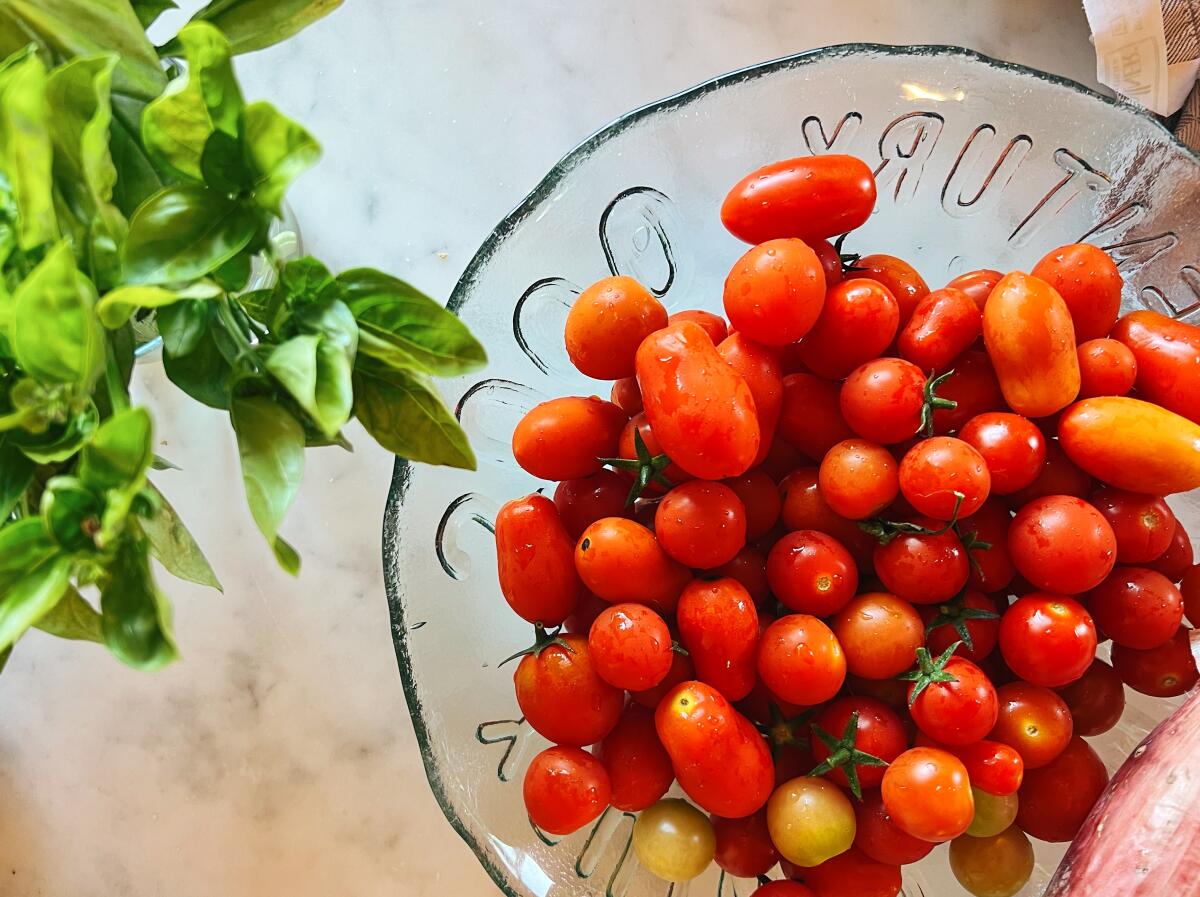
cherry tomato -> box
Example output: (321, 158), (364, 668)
(514, 634), (624, 746)
(908, 655), (998, 746)
(512, 396), (627, 480)
(899, 436), (991, 520)
(721, 155), (877, 245)
(811, 696), (907, 792)
(677, 578), (760, 701)
(854, 253), (930, 326)
(563, 589), (609, 635)
(949, 825), (1034, 897)
(1054, 657), (1125, 736)
(811, 237), (844, 287)
(588, 603), (674, 690)
(610, 375), (643, 415)
(724, 469), (783, 539)
(964, 788), (1018, 839)
(988, 681), (1073, 768)
(1148, 520), (1195, 582)
(797, 845), (902, 897)
(983, 272), (1081, 417)
(632, 798), (716, 882)
(575, 517), (691, 613)
(553, 470), (631, 539)
(1088, 488), (1177, 567)
(712, 809), (779, 878)
(523, 746), (611, 835)
(668, 308), (728, 345)
(724, 239), (827, 346)
(1008, 495), (1116, 594)
(921, 590), (1002, 663)
(1029, 243), (1121, 341)
(957, 498), (1016, 593)
(1008, 439), (1093, 504)
(1111, 309), (1200, 424)
(799, 278), (901, 379)
(778, 373), (855, 460)
(768, 530), (858, 615)
(946, 268), (1002, 310)
(655, 481), (747, 569)
(840, 357), (940, 445)
(952, 740), (1024, 796)
(767, 776), (857, 867)
(1076, 337), (1137, 398)
(1087, 566), (1184, 649)
(758, 614), (846, 705)
(882, 746), (974, 842)
(854, 788), (935, 865)
(711, 546), (770, 606)
(564, 275), (668, 379)
(998, 593), (1096, 687)
(931, 349), (1006, 434)
(778, 467), (876, 567)
(958, 413), (1046, 495)
(1184, 565), (1200, 625)
(718, 334), (785, 466)
(898, 287), (982, 372)
(1111, 625), (1199, 696)
(656, 681), (774, 817)
(496, 494), (582, 625)
(873, 523), (970, 605)
(631, 650), (694, 709)
(819, 439), (900, 520)
(596, 704), (674, 812)
(832, 592), (925, 679)
(752, 883), (816, 897)
(1015, 735), (1109, 842)
(637, 321), (760, 479)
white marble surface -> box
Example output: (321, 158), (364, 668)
(1, 3), (1104, 895)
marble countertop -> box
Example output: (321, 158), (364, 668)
(1, 2), (1105, 895)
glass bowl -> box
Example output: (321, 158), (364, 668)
(383, 44), (1200, 897)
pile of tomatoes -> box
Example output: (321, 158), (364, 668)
(494, 153), (1200, 897)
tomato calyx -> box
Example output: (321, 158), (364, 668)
(898, 642), (962, 706)
(920, 369), (958, 437)
(834, 233), (863, 273)
(498, 623), (576, 667)
(859, 491), (966, 545)
(924, 592), (999, 653)
(763, 702), (815, 749)
(598, 428), (674, 506)
(671, 640), (690, 657)
(808, 710), (889, 799)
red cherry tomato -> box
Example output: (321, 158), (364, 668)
(908, 655), (999, 746)
(778, 467), (877, 568)
(1030, 243), (1122, 342)
(1009, 495), (1116, 594)
(720, 154), (877, 245)
(1087, 566), (1184, 649)
(1076, 337), (1137, 398)
(751, 883), (816, 897)
(956, 498), (1016, 593)
(819, 439), (900, 520)
(712, 809), (779, 878)
(988, 681), (1074, 769)
(899, 436), (991, 520)
(796, 845), (902, 897)
(854, 789), (935, 865)
(512, 396), (627, 480)
(758, 614), (846, 705)
(840, 357), (940, 445)
(1054, 658), (1125, 736)
(958, 413), (1046, 495)
(1008, 440), (1094, 505)
(677, 578), (761, 702)
(724, 239), (827, 346)
(564, 275), (668, 379)
(588, 603), (674, 691)
(724, 469), (783, 539)
(898, 287), (981, 372)
(882, 747), (974, 842)
(873, 523), (970, 605)
(921, 590), (1002, 663)
(799, 278), (901, 379)
(1016, 736), (1109, 842)
(524, 746), (611, 835)
(1111, 309), (1200, 424)
(854, 253), (930, 326)
(575, 517), (691, 613)
(496, 494), (582, 625)
(811, 696), (908, 792)
(610, 375), (643, 416)
(1148, 520), (1195, 582)
(1111, 626), (1199, 696)
(668, 308), (728, 345)
(946, 268), (1002, 310)
(767, 530), (858, 616)
(931, 348), (1006, 434)
(946, 739), (1024, 796)
(514, 633), (624, 746)
(778, 373), (855, 461)
(553, 469), (631, 539)
(630, 651), (694, 709)
(655, 481), (748, 569)
(998, 593), (1097, 687)
(636, 321), (760, 479)
(563, 589), (609, 636)
(719, 332), (785, 464)
(811, 237), (844, 287)
(1184, 565), (1200, 625)
(832, 592), (925, 680)
(713, 546), (771, 606)
(595, 704), (674, 812)
(1090, 487), (1178, 564)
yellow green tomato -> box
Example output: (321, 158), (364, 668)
(632, 798), (715, 882)
(766, 776), (855, 867)
(966, 787), (1019, 838)
(949, 825), (1035, 897)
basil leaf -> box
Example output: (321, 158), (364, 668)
(100, 533), (177, 670)
(0, 517), (71, 652)
(35, 585), (103, 643)
(141, 482), (222, 591)
(267, 298), (356, 437)
(0, 433), (32, 519)
(184, 0), (343, 55)
(352, 364), (476, 469)
(200, 128), (254, 195)
(211, 247), (252, 291)
(159, 303), (233, 409)
(240, 101), (319, 215)
(238, 288), (280, 327)
(12, 401), (98, 464)
(339, 268), (486, 377)
(11, 242), (105, 389)
(40, 475), (102, 552)
(122, 184), (261, 285)
(110, 94), (163, 215)
(79, 406), (153, 491)
(0, 49), (56, 249)
(280, 256), (335, 305)
(96, 281), (221, 328)
(132, 0), (178, 28)
(157, 296), (209, 356)
(230, 396), (303, 574)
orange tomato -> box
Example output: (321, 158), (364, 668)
(564, 276), (668, 379)
(1111, 310), (1200, 424)
(575, 517), (692, 613)
(512, 396), (627, 480)
(495, 494), (582, 625)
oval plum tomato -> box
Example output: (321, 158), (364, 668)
(724, 239), (826, 346)
(999, 594), (1096, 686)
(983, 272), (1081, 417)
(898, 287), (982, 372)
(797, 845), (903, 897)
(1185, 565), (1200, 625)
(1111, 309), (1200, 424)
(840, 357), (947, 445)
(575, 517), (691, 613)
(811, 696), (907, 793)
(720, 154), (877, 245)
(951, 740), (1024, 796)
(752, 883), (816, 897)
(595, 704), (674, 812)
(632, 798), (716, 882)
(958, 413), (1046, 495)
(719, 334), (784, 465)
(1111, 626), (1199, 696)
(564, 275), (668, 379)
(512, 396), (627, 480)
(907, 653), (999, 746)
(949, 825), (1034, 897)
(1076, 338), (1137, 398)
(668, 308), (728, 345)
(588, 602), (674, 691)
(655, 481), (747, 568)
(779, 467), (876, 567)
(495, 494), (582, 625)
(636, 321), (760, 479)
(900, 437), (991, 520)
(523, 746), (611, 835)
(677, 578), (760, 701)
(819, 439), (899, 520)
(631, 650), (694, 709)
(656, 681), (775, 817)
(855, 789), (936, 865)
(1086, 567), (1184, 649)
(873, 523), (970, 605)
(1148, 520), (1195, 582)
(712, 809), (779, 878)
(988, 681), (1073, 769)
(617, 412), (691, 494)
(767, 776), (857, 867)
(1008, 440), (1093, 504)
(932, 348), (1006, 434)
(1054, 658), (1125, 736)
(946, 268), (1003, 310)
(758, 614), (846, 705)
(812, 238), (844, 287)
(1089, 487), (1177, 564)
(724, 469), (782, 539)
(957, 499), (1016, 593)
(610, 375), (643, 415)
(799, 278), (901, 379)
(832, 592), (925, 679)
(1030, 243), (1122, 342)
(778, 373), (855, 460)
(854, 253), (930, 326)
(921, 590), (1002, 663)
(553, 469), (631, 539)
(1016, 736), (1109, 842)
(767, 530), (858, 615)
(882, 747), (974, 842)
(514, 633), (623, 746)
(1009, 495), (1116, 593)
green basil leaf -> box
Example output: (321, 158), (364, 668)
(267, 298), (356, 437)
(160, 303), (233, 409)
(231, 396), (303, 574)
(280, 256), (335, 305)
(11, 242), (105, 389)
(240, 100), (320, 215)
(353, 364), (476, 469)
(100, 533), (177, 670)
(12, 400), (98, 464)
(0, 517), (70, 652)
(122, 184), (261, 285)
(211, 248), (252, 292)
(132, 0), (178, 28)
(141, 482), (221, 591)
(96, 281), (221, 328)
(0, 49), (56, 249)
(35, 584), (103, 643)
(200, 128), (254, 195)
(110, 94), (164, 216)
(79, 406), (153, 491)
(157, 296), (209, 356)
(0, 433), (33, 519)
(40, 475), (102, 552)
(339, 268), (486, 376)
(185, 0), (343, 55)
